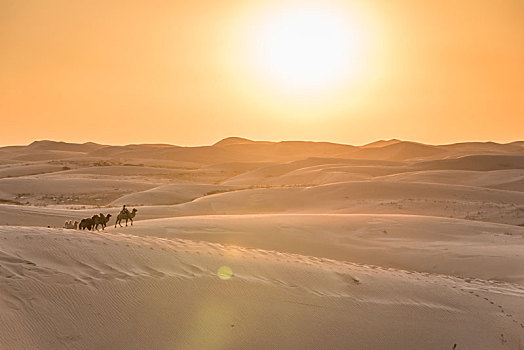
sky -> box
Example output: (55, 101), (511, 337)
(1, 0), (523, 146)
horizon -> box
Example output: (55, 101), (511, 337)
(2, 136), (524, 149)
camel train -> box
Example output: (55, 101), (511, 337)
(64, 206), (137, 231)
(78, 213), (112, 231)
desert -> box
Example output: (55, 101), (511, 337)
(0, 138), (523, 349)
(2, 0), (523, 347)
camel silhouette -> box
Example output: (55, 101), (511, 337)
(92, 213), (112, 230)
(79, 217), (94, 230)
(115, 208), (137, 227)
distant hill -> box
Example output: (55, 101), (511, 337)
(213, 137), (263, 146)
(414, 155), (524, 171)
(439, 141), (524, 155)
(0, 138), (522, 165)
(361, 139), (401, 148)
(339, 141), (446, 161)
(28, 140), (105, 153)
(88, 144), (180, 158)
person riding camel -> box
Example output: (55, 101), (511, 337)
(121, 205), (130, 216)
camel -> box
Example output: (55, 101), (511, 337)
(64, 220), (79, 229)
(92, 213), (112, 230)
(79, 218), (94, 230)
(115, 208), (137, 227)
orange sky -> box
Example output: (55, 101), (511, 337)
(1, 0), (523, 146)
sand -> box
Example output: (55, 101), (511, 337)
(117, 214), (524, 284)
(0, 138), (523, 349)
(1, 226), (523, 349)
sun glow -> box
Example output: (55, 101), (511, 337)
(251, 4), (368, 92)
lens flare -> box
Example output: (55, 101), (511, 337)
(217, 266), (233, 280)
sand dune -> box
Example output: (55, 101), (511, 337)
(200, 161), (275, 172)
(213, 136), (270, 146)
(1, 178), (523, 227)
(110, 184), (241, 206)
(10, 150), (88, 162)
(254, 166), (371, 186)
(219, 140), (357, 160)
(361, 138), (401, 148)
(62, 165), (184, 176)
(1, 138), (524, 348)
(3, 139), (523, 165)
(87, 144), (178, 158)
(0, 163), (66, 179)
(132, 181), (524, 225)
(0, 176), (156, 206)
(415, 154), (524, 171)
(27, 140), (104, 152)
(376, 169), (524, 190)
(0, 141), (102, 161)
(224, 165), (408, 185)
(346, 141), (448, 161)
(222, 158), (404, 185)
(440, 141), (524, 155)
(1, 226), (523, 349)
(116, 213), (524, 284)
(490, 178), (524, 192)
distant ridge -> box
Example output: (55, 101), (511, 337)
(353, 141), (446, 161)
(414, 154), (524, 171)
(362, 139), (401, 148)
(28, 140), (104, 153)
(213, 137), (259, 146)
(0, 138), (522, 164)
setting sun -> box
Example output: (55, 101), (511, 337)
(251, 4), (367, 92)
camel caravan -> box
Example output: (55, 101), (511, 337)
(63, 205), (138, 231)
(79, 213), (112, 231)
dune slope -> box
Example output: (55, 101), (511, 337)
(116, 213), (524, 284)
(1, 226), (523, 349)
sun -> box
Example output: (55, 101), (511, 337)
(251, 4), (366, 92)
